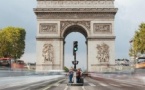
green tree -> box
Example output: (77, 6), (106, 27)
(63, 66), (69, 72)
(0, 30), (9, 57)
(0, 26), (26, 59)
(131, 23), (145, 56)
(129, 47), (136, 57)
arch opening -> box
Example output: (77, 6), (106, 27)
(62, 25), (88, 39)
(63, 25), (88, 71)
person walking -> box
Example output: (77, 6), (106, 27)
(68, 67), (74, 83)
(76, 68), (81, 83)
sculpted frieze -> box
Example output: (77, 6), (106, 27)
(93, 23), (112, 33)
(37, 0), (114, 8)
(39, 23), (58, 34)
(37, 13), (115, 19)
(60, 21), (90, 31)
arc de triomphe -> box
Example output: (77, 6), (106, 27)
(34, 0), (118, 72)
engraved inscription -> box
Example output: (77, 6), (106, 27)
(93, 23), (112, 33)
(40, 23), (57, 33)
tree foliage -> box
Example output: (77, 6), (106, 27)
(129, 47), (135, 57)
(63, 66), (69, 72)
(0, 26), (26, 59)
(131, 23), (145, 56)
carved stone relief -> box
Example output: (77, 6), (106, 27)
(42, 44), (54, 63)
(37, 0), (114, 8)
(96, 43), (110, 63)
(40, 23), (58, 33)
(60, 21), (90, 31)
(93, 23), (112, 33)
(36, 13), (115, 19)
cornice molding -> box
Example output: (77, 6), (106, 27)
(36, 36), (64, 40)
(88, 36), (116, 39)
(34, 8), (118, 13)
(36, 36), (115, 38)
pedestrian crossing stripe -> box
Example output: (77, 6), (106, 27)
(88, 83), (96, 86)
(99, 83), (108, 86)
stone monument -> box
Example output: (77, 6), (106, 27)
(34, 0), (118, 72)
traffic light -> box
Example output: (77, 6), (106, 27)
(72, 61), (79, 65)
(73, 41), (78, 51)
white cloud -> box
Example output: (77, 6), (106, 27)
(114, 0), (145, 59)
(1, 0), (145, 67)
(115, 0), (145, 24)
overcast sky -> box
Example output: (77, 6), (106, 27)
(0, 0), (145, 70)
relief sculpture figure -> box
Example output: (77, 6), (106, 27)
(42, 44), (54, 63)
(97, 43), (110, 63)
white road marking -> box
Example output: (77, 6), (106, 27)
(114, 79), (145, 87)
(110, 83), (120, 87)
(20, 80), (53, 90)
(99, 82), (108, 86)
(42, 79), (65, 90)
(88, 83), (96, 86)
(120, 84), (133, 87)
(64, 86), (68, 90)
(20, 87), (30, 90)
(82, 86), (86, 90)
(121, 84), (129, 86)
(53, 83), (60, 86)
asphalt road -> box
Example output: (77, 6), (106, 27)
(0, 78), (65, 90)
(51, 77), (145, 90)
(1, 77), (145, 90)
(84, 77), (145, 90)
